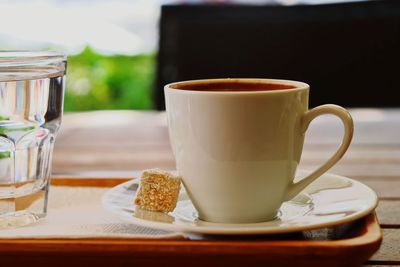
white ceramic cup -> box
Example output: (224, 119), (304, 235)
(164, 78), (353, 223)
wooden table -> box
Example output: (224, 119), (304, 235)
(52, 108), (400, 266)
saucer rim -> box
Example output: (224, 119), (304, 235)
(102, 170), (378, 235)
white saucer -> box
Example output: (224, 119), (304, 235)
(102, 170), (378, 235)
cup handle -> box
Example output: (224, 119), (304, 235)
(284, 104), (354, 201)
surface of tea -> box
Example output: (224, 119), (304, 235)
(170, 81), (297, 91)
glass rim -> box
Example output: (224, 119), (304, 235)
(0, 50), (66, 64)
(0, 51), (66, 82)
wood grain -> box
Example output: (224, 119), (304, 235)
(369, 229), (400, 263)
(375, 201), (400, 228)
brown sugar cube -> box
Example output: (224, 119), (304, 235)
(134, 169), (181, 213)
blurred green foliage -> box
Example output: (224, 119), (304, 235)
(0, 151), (10, 159)
(65, 47), (155, 111)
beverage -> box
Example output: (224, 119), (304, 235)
(169, 80), (297, 91)
(165, 78), (353, 223)
(0, 52), (66, 228)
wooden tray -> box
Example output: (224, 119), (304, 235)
(0, 177), (382, 267)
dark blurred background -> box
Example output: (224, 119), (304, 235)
(155, 0), (400, 110)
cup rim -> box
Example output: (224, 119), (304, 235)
(164, 78), (309, 94)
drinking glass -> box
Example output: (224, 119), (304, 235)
(0, 51), (66, 228)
